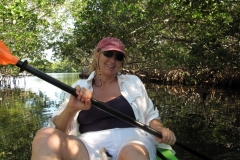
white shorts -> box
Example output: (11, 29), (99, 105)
(78, 128), (156, 160)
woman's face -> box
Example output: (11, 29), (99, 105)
(95, 50), (124, 77)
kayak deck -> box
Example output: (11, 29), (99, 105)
(156, 148), (178, 160)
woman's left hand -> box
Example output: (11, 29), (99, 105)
(149, 119), (176, 145)
(155, 127), (176, 145)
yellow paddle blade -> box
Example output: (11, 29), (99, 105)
(0, 40), (19, 65)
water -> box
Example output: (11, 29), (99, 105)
(0, 73), (79, 160)
(0, 73), (240, 160)
(146, 84), (240, 159)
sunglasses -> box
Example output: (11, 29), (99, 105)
(103, 51), (124, 61)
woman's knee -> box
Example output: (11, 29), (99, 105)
(32, 128), (89, 160)
(32, 127), (62, 148)
(118, 143), (149, 160)
(33, 127), (60, 139)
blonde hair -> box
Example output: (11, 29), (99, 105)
(89, 48), (126, 73)
(89, 48), (101, 72)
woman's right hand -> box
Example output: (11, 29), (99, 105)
(67, 85), (92, 113)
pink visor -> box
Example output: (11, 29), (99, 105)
(96, 37), (126, 57)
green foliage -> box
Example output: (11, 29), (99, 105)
(0, 0), (68, 73)
(45, 60), (80, 73)
(1, 0), (240, 84)
(0, 89), (48, 159)
(50, 0), (240, 83)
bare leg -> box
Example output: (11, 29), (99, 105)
(118, 143), (149, 160)
(31, 127), (89, 160)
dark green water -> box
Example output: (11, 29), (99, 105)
(0, 73), (239, 160)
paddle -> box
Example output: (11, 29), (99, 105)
(0, 40), (214, 160)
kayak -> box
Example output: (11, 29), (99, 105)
(156, 147), (178, 160)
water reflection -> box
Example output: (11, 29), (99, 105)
(0, 73), (79, 160)
(146, 84), (240, 159)
(0, 74), (240, 160)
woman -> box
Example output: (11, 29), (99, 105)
(31, 37), (176, 160)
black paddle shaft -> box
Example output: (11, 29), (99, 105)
(16, 60), (214, 160)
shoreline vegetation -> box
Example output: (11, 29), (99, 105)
(1, 68), (240, 89)
(79, 68), (240, 88)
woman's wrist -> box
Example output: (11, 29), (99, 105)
(65, 104), (80, 116)
(150, 119), (164, 130)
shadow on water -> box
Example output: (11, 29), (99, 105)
(146, 84), (240, 159)
(0, 73), (240, 159)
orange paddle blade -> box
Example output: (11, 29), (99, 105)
(0, 40), (19, 65)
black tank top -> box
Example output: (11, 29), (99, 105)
(77, 95), (136, 134)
